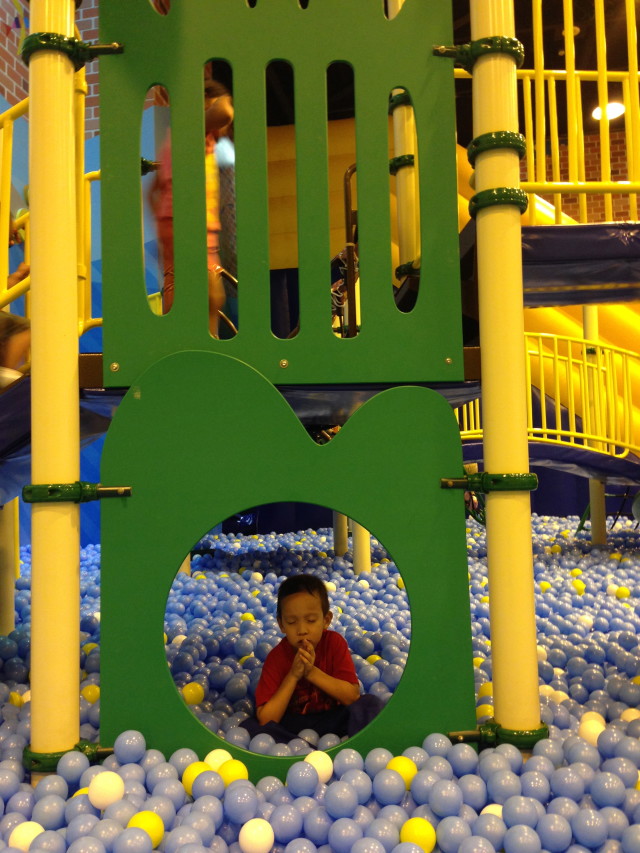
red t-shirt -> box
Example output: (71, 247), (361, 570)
(255, 630), (359, 715)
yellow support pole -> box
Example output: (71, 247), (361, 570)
(0, 498), (19, 635)
(351, 521), (372, 576)
(470, 0), (541, 732)
(28, 0), (81, 760)
(583, 306), (607, 545)
(332, 511), (348, 557)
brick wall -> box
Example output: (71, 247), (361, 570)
(0, 0), (29, 104)
(520, 129), (633, 223)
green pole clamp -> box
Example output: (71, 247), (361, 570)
(141, 158), (159, 176)
(388, 91), (413, 113)
(389, 154), (415, 176)
(21, 33), (124, 71)
(448, 720), (549, 751)
(22, 482), (132, 504)
(24, 740), (114, 773)
(395, 260), (420, 279)
(468, 187), (528, 218)
(433, 36), (525, 73)
(441, 472), (538, 493)
(467, 131), (526, 166)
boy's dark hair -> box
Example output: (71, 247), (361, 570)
(277, 574), (330, 619)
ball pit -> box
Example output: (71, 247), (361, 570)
(1, 515), (640, 851)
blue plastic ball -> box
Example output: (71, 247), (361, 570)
(571, 809), (608, 849)
(372, 772), (405, 807)
(502, 825), (541, 853)
(328, 818), (364, 853)
(286, 763), (319, 799)
(437, 816), (472, 853)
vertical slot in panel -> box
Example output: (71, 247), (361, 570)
(327, 62), (358, 337)
(267, 60), (299, 339)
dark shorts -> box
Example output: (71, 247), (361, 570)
(241, 694), (384, 744)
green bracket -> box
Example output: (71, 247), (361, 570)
(467, 131), (526, 166)
(448, 720), (549, 751)
(389, 154), (415, 176)
(24, 740), (113, 773)
(441, 472), (538, 493)
(21, 33), (124, 71)
(395, 260), (420, 279)
(141, 158), (159, 176)
(388, 91), (413, 113)
(22, 482), (132, 504)
(433, 36), (524, 73)
(468, 187), (529, 218)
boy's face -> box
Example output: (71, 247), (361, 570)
(277, 590), (332, 651)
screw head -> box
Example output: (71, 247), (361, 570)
(445, 357), (453, 365)
(110, 362), (120, 372)
(279, 359), (289, 369)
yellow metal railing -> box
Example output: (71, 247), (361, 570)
(455, 0), (640, 224)
(0, 42), (102, 343)
(457, 333), (640, 459)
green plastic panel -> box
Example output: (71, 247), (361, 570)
(99, 0), (462, 387)
(100, 351), (475, 775)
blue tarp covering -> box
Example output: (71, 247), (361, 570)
(522, 223), (640, 306)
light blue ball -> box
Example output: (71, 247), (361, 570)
(328, 818), (364, 853)
(364, 818), (399, 853)
(372, 772), (405, 808)
(428, 780), (463, 818)
(286, 763), (319, 799)
(437, 816), (472, 853)
(324, 781), (359, 819)
(270, 804), (304, 845)
(535, 813), (572, 853)
(502, 825), (541, 853)
(571, 809), (608, 849)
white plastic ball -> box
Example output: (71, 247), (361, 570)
(203, 748), (233, 771)
(238, 817), (275, 853)
(305, 750), (334, 783)
(88, 770), (126, 809)
(8, 821), (45, 851)
(578, 719), (605, 746)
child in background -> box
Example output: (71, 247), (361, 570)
(243, 574), (383, 743)
(0, 220), (31, 373)
(149, 78), (233, 335)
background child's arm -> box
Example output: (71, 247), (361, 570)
(305, 667), (360, 706)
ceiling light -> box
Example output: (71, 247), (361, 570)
(592, 102), (626, 120)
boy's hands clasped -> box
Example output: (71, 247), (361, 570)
(290, 639), (315, 680)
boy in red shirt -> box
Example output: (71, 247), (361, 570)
(242, 574), (383, 743)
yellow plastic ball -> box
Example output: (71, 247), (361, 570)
(8, 692), (23, 707)
(570, 568), (583, 577)
(477, 682), (493, 698)
(480, 595), (489, 603)
(81, 685), (100, 703)
(128, 810), (165, 847)
(397, 577), (405, 590)
(550, 544), (562, 554)
(572, 579), (586, 595)
(72, 787), (89, 798)
(181, 682), (205, 705)
(386, 756), (418, 790)
(83, 642), (98, 654)
(239, 654), (254, 665)
(539, 581), (551, 593)
(476, 703), (494, 718)
(241, 613), (256, 621)
(399, 817), (436, 853)
(616, 587), (631, 599)
(182, 761), (213, 796)
(367, 655), (382, 664)
(218, 758), (249, 787)
(472, 657), (485, 668)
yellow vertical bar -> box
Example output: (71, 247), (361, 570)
(532, 0), (546, 185)
(0, 498), (18, 635)
(29, 0), (80, 760)
(522, 77), (536, 224)
(0, 120), (14, 295)
(75, 65), (88, 334)
(624, 0), (639, 220)
(594, 0), (613, 221)
(547, 80), (562, 222)
(575, 80), (588, 222)
(562, 0), (579, 186)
